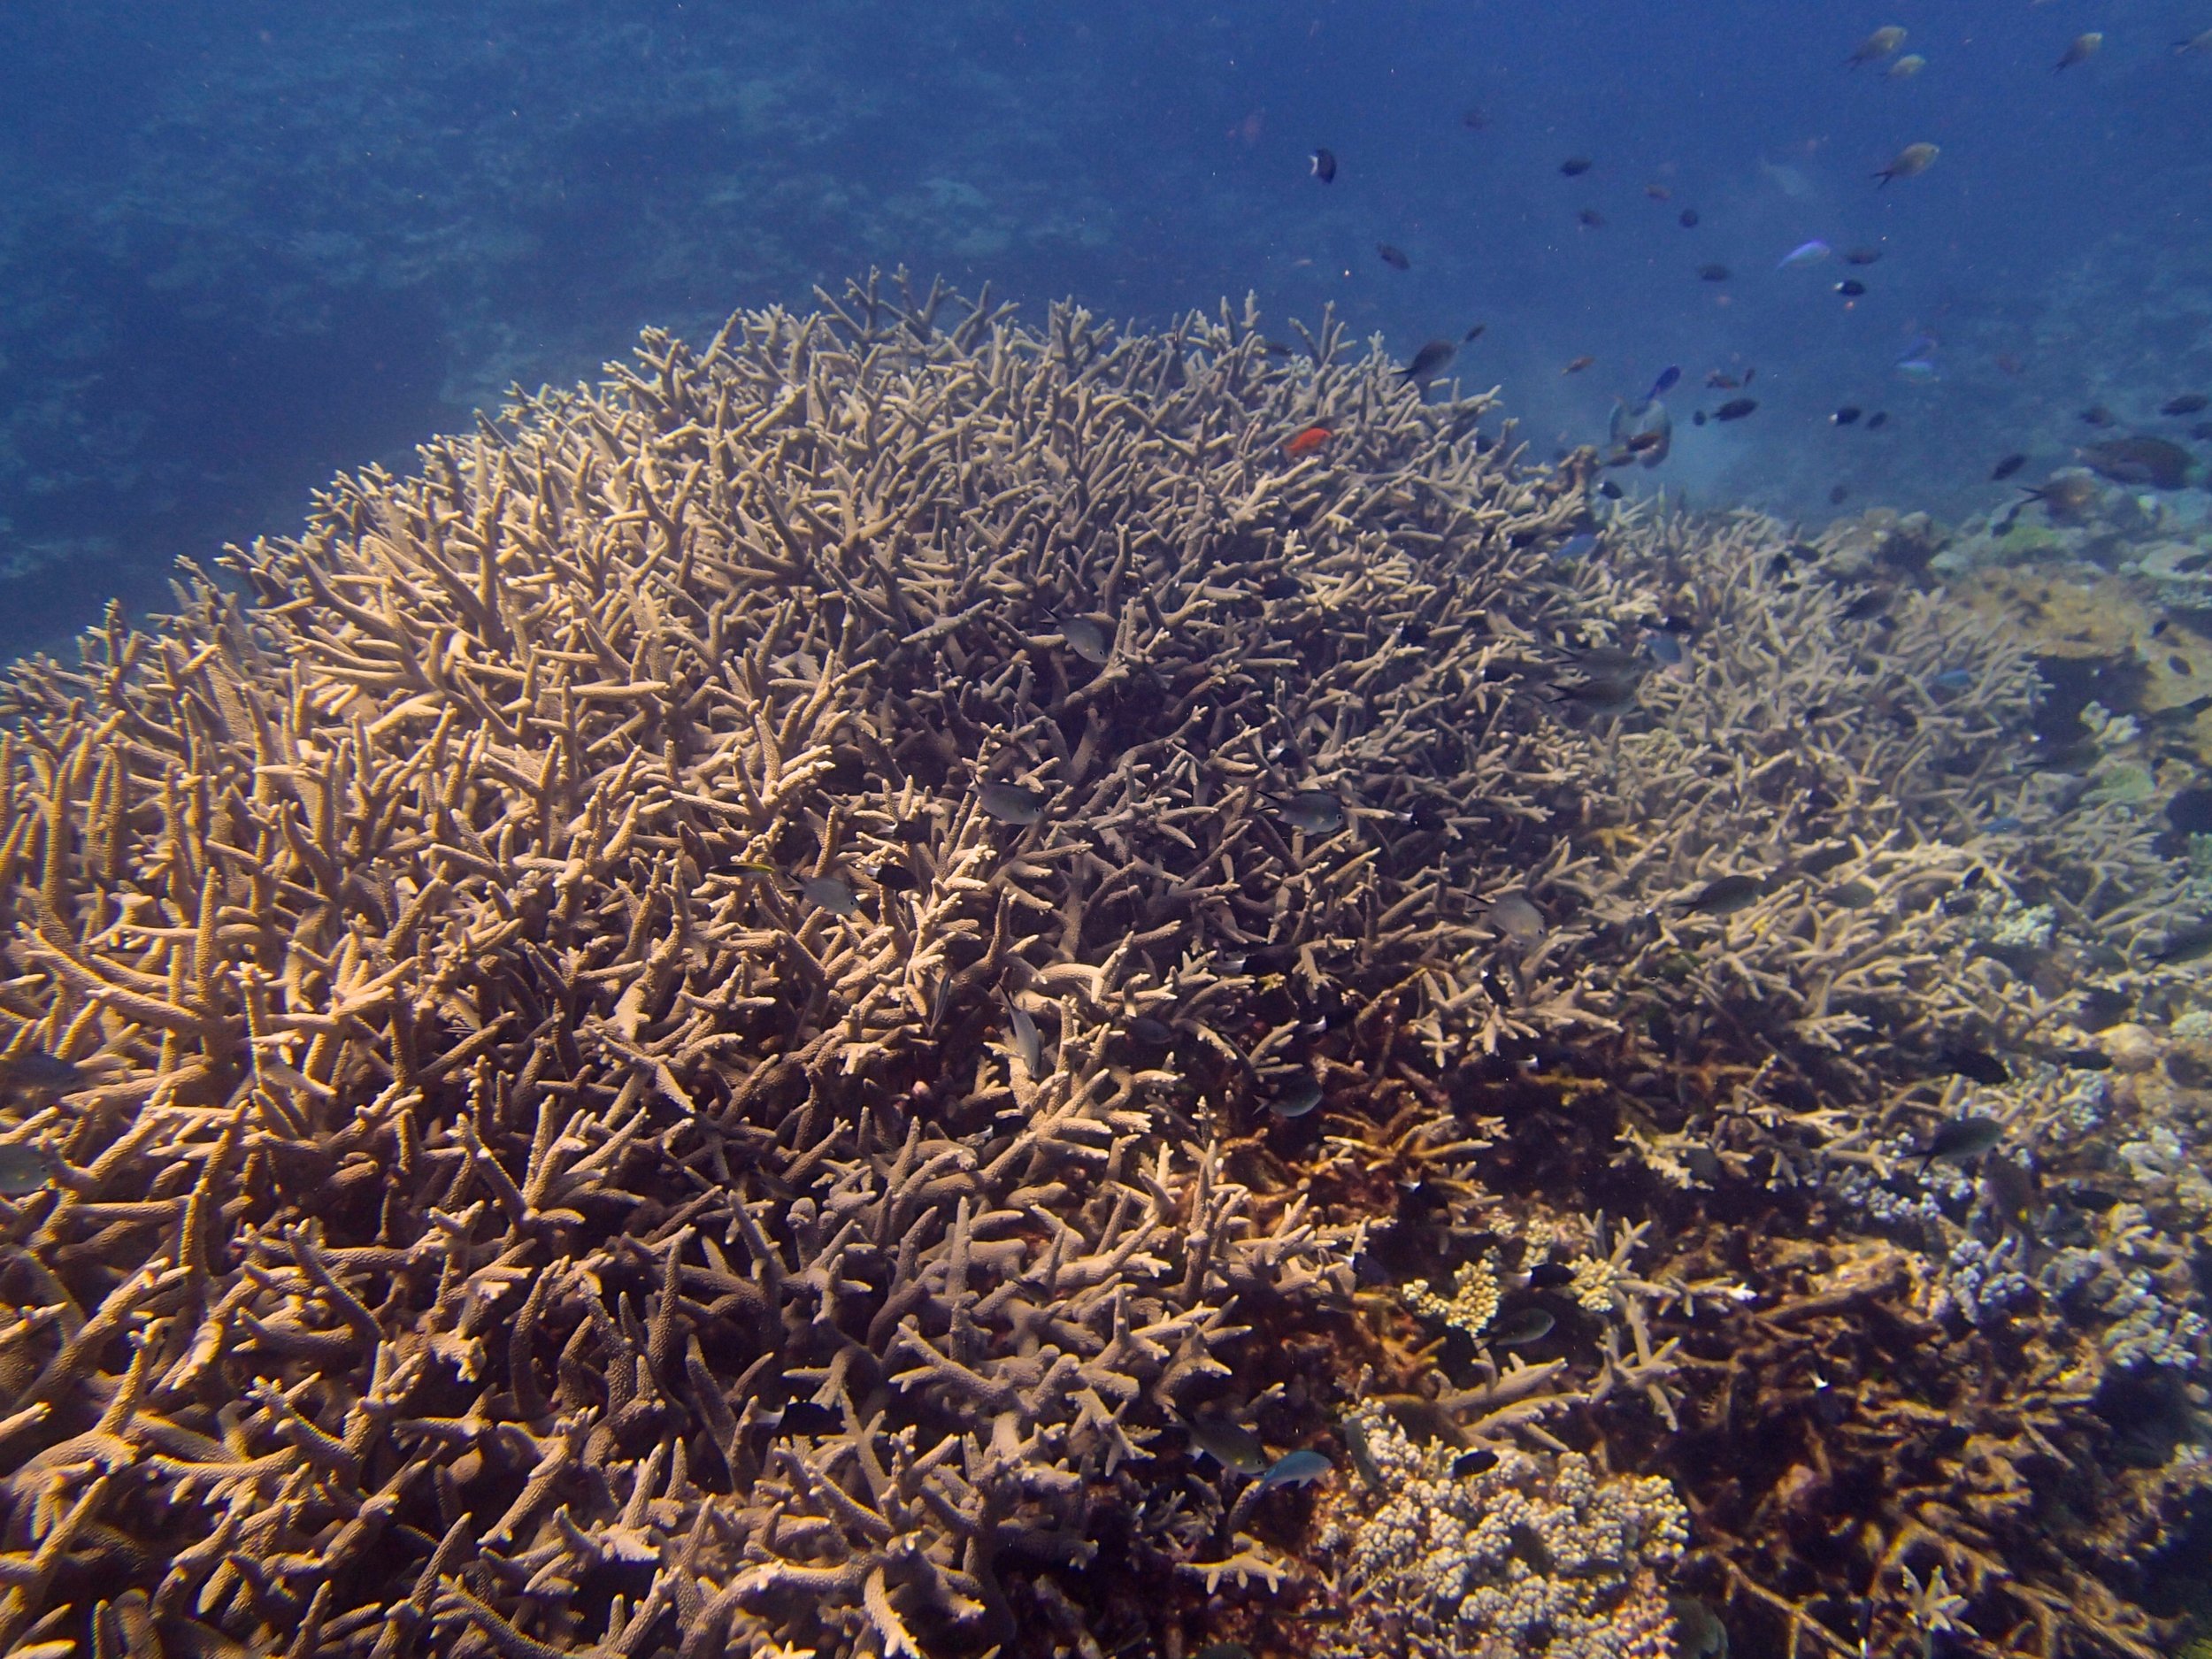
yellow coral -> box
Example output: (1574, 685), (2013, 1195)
(1569, 1252), (1626, 1315)
(1403, 1258), (1501, 1336)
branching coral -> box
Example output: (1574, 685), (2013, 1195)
(1, 272), (2208, 1659)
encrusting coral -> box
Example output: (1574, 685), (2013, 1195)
(0, 272), (2208, 1659)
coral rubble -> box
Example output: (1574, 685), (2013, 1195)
(0, 274), (2208, 1659)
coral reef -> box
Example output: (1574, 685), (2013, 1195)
(1311, 1408), (1686, 1659)
(1, 275), (2209, 1659)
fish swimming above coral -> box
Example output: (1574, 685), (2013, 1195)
(1609, 394), (1672, 468)
(1401, 338), (1456, 383)
(1918, 1112), (2005, 1169)
(2078, 434), (2194, 488)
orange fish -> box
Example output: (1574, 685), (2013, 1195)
(1284, 424), (1333, 458)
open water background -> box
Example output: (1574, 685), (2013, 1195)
(0, 0), (2207, 657)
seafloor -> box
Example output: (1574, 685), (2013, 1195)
(1, 275), (2210, 1659)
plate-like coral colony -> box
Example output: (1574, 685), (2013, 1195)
(3, 273), (2210, 1659)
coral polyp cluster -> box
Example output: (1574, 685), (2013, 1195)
(0, 274), (2207, 1659)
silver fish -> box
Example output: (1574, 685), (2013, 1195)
(1180, 1414), (1268, 1474)
(1060, 616), (1110, 664)
(1257, 1448), (1333, 1489)
(1006, 998), (1043, 1079)
(0, 1144), (58, 1196)
(1279, 791), (1346, 834)
(1486, 894), (1547, 944)
(978, 782), (1045, 826)
(795, 875), (857, 917)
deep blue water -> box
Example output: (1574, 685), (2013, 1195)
(1, 0), (2207, 657)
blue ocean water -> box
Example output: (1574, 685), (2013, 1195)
(0, 0), (2206, 658)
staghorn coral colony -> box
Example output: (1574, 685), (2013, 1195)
(0, 273), (2209, 1659)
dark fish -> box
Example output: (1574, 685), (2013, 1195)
(2080, 436), (2193, 490)
(1310, 147), (1338, 183)
(776, 1400), (843, 1435)
(1061, 615), (1110, 664)
(1793, 841), (1857, 878)
(2053, 1046), (2112, 1071)
(1491, 1307), (1555, 1346)
(1563, 355), (1595, 375)
(1828, 879), (1878, 909)
(1126, 1015), (1176, 1049)
(1920, 1113), (2004, 1168)
(795, 874), (858, 918)
(1648, 365), (1682, 398)
(1559, 676), (1640, 714)
(1873, 142), (1939, 186)
(1672, 1599), (1732, 1659)
(1835, 280), (1867, 297)
(1268, 1077), (1325, 1118)
(1647, 629), (1685, 663)
(1464, 322), (1488, 342)
(1525, 1262), (1575, 1289)
(1679, 207), (1701, 227)
(2079, 404), (2116, 426)
(1402, 339), (1457, 382)
(1340, 1417), (1386, 1491)
(1451, 1448), (1501, 1478)
(1841, 247), (1884, 265)
(1610, 396), (1673, 468)
(1462, 107), (1491, 130)
(1865, 412), (1888, 429)
(1599, 480), (1624, 498)
(1578, 208), (1607, 229)
(1943, 1047), (2009, 1087)
(2161, 395), (2208, 416)
(1829, 485), (1849, 504)
(1378, 243), (1411, 271)
(1279, 791), (1347, 834)
(1698, 264), (1732, 281)
(1693, 411), (1707, 426)
(1991, 452), (2026, 480)
(1688, 873), (1765, 913)
(1182, 1415), (1268, 1474)
(2195, 421), (2212, 442)
(2054, 32), (2101, 71)
(0, 1144), (58, 1197)
(1561, 156), (1594, 176)
(2021, 472), (2101, 522)
(0, 1048), (83, 1096)
(1713, 398), (1759, 421)
(2155, 920), (2212, 964)
(1833, 406), (1863, 426)
(1257, 1448), (1333, 1489)
(1195, 1647), (1255, 1659)
(873, 862), (918, 893)
(978, 782), (1046, 825)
